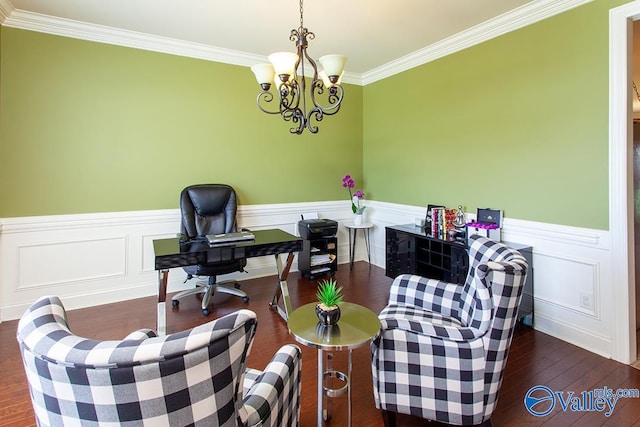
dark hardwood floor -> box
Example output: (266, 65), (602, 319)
(2, 261), (640, 426)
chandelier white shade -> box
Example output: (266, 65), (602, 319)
(251, 0), (347, 135)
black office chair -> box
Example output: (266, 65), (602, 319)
(171, 184), (249, 316)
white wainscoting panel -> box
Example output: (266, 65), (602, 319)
(0, 201), (619, 361)
(366, 202), (614, 359)
(17, 237), (128, 289)
(0, 202), (357, 321)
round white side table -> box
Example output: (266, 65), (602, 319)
(344, 222), (373, 270)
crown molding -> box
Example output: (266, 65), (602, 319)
(3, 8), (268, 66)
(2, 0), (594, 87)
(362, 0), (596, 85)
(0, 0), (14, 23)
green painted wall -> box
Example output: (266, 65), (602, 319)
(363, 0), (627, 230)
(0, 27), (363, 217)
(0, 0), (632, 228)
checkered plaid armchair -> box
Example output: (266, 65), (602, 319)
(17, 296), (302, 427)
(371, 235), (528, 427)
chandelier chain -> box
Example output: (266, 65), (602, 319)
(299, 0), (304, 30)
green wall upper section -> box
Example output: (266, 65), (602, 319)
(0, 0), (630, 229)
(0, 27), (363, 217)
(364, 0), (627, 230)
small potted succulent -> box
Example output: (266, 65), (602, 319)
(315, 278), (343, 326)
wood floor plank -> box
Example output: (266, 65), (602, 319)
(2, 261), (640, 426)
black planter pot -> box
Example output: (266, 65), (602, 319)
(315, 304), (341, 326)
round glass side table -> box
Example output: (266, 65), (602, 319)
(288, 302), (381, 427)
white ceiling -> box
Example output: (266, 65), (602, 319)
(1, 0), (591, 84)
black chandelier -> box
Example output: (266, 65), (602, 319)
(251, 0), (347, 135)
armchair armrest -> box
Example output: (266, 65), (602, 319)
(379, 311), (483, 342)
(389, 274), (463, 319)
(242, 344), (302, 427)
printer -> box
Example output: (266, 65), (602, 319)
(298, 218), (338, 239)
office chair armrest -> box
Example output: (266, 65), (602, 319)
(242, 344), (302, 426)
(123, 329), (157, 340)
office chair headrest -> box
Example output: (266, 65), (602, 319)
(184, 185), (235, 217)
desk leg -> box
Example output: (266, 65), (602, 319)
(157, 269), (169, 336)
(269, 252), (295, 321)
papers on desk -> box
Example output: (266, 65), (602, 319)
(206, 231), (255, 245)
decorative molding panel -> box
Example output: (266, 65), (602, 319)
(364, 200), (614, 360)
(1, 0), (594, 86)
(0, 200), (616, 362)
(532, 251), (600, 318)
(0, 202), (357, 321)
(17, 237), (128, 289)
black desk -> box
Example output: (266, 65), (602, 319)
(153, 228), (302, 335)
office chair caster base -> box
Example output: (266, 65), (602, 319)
(172, 300), (179, 307)
(202, 308), (211, 316)
(242, 296), (250, 303)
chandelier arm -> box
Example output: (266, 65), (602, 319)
(256, 91), (283, 115)
(282, 107), (310, 135)
(310, 82), (344, 115)
(304, 107), (322, 134)
(279, 81), (301, 114)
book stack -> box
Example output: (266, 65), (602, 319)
(430, 207), (458, 240)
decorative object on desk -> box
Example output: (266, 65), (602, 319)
(466, 208), (502, 242)
(353, 212), (364, 226)
(250, 0), (347, 135)
(425, 204), (444, 231)
(453, 205), (466, 228)
(315, 278), (343, 325)
(425, 205), (467, 242)
(342, 174), (366, 221)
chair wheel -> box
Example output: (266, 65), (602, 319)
(172, 300), (179, 307)
(202, 308), (210, 316)
(242, 296), (250, 303)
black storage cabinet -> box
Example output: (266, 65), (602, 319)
(385, 224), (533, 325)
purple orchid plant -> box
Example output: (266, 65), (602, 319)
(342, 174), (366, 214)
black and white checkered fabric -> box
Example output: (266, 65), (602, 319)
(17, 296), (301, 427)
(371, 235), (528, 425)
